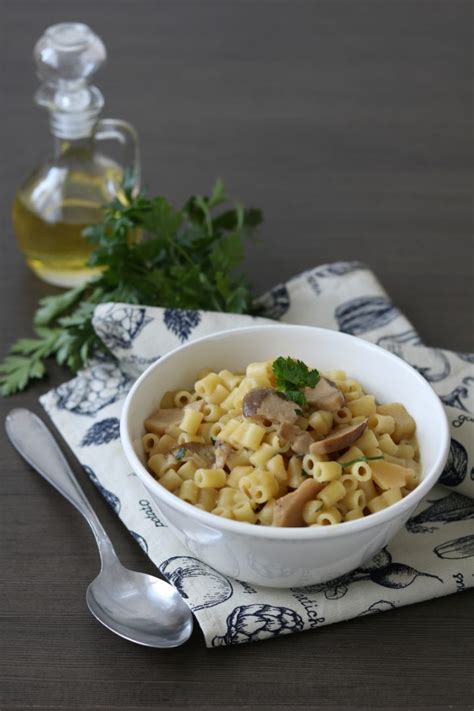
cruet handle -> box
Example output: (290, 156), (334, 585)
(93, 118), (141, 193)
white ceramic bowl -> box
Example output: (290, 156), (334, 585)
(121, 325), (449, 588)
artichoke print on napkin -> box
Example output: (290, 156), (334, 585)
(212, 604), (305, 646)
(41, 262), (474, 646)
(94, 305), (153, 350)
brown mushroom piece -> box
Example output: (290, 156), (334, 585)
(214, 440), (233, 469)
(278, 423), (314, 456)
(172, 440), (235, 469)
(310, 418), (369, 456)
(172, 442), (216, 468)
(242, 388), (299, 424)
(304, 377), (345, 412)
(273, 478), (323, 527)
(144, 408), (184, 435)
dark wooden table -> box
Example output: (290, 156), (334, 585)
(1, 1), (473, 709)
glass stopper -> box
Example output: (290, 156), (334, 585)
(34, 23), (107, 137)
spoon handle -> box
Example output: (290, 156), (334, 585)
(5, 408), (114, 557)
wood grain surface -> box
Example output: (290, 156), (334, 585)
(0, 1), (472, 709)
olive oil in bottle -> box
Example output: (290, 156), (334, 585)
(12, 23), (139, 287)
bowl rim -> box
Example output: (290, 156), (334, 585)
(120, 324), (450, 540)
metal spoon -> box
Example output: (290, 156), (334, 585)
(5, 408), (193, 648)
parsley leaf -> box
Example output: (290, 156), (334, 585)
(0, 179), (263, 395)
(0, 327), (60, 395)
(34, 285), (87, 326)
(272, 357), (320, 407)
(175, 447), (187, 461)
(284, 390), (307, 408)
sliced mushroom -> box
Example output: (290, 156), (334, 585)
(172, 441), (216, 468)
(278, 423), (314, 456)
(172, 440), (235, 469)
(310, 418), (368, 456)
(273, 478), (323, 527)
(243, 387), (299, 424)
(292, 432), (315, 456)
(304, 377), (345, 412)
(242, 387), (273, 416)
(144, 408), (184, 435)
(214, 440), (233, 469)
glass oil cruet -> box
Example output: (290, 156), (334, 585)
(12, 22), (140, 287)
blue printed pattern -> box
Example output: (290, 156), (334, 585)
(94, 305), (153, 350)
(416, 350), (451, 382)
(306, 261), (366, 295)
(55, 363), (131, 416)
(83, 464), (121, 514)
(38, 260), (474, 647)
(457, 353), (474, 364)
(440, 377), (474, 412)
(163, 309), (201, 342)
(255, 284), (291, 320)
(377, 329), (422, 351)
(81, 417), (120, 447)
(335, 296), (399, 335)
(129, 530), (149, 554)
(401, 348), (451, 383)
(313, 261), (366, 277)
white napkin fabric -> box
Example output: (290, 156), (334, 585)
(40, 262), (474, 647)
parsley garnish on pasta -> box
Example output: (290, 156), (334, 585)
(272, 357), (320, 407)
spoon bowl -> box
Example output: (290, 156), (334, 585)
(86, 564), (193, 648)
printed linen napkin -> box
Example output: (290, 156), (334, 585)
(40, 262), (474, 647)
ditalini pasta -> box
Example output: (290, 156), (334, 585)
(143, 358), (421, 527)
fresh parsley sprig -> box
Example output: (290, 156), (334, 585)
(0, 179), (262, 395)
(272, 356), (320, 407)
